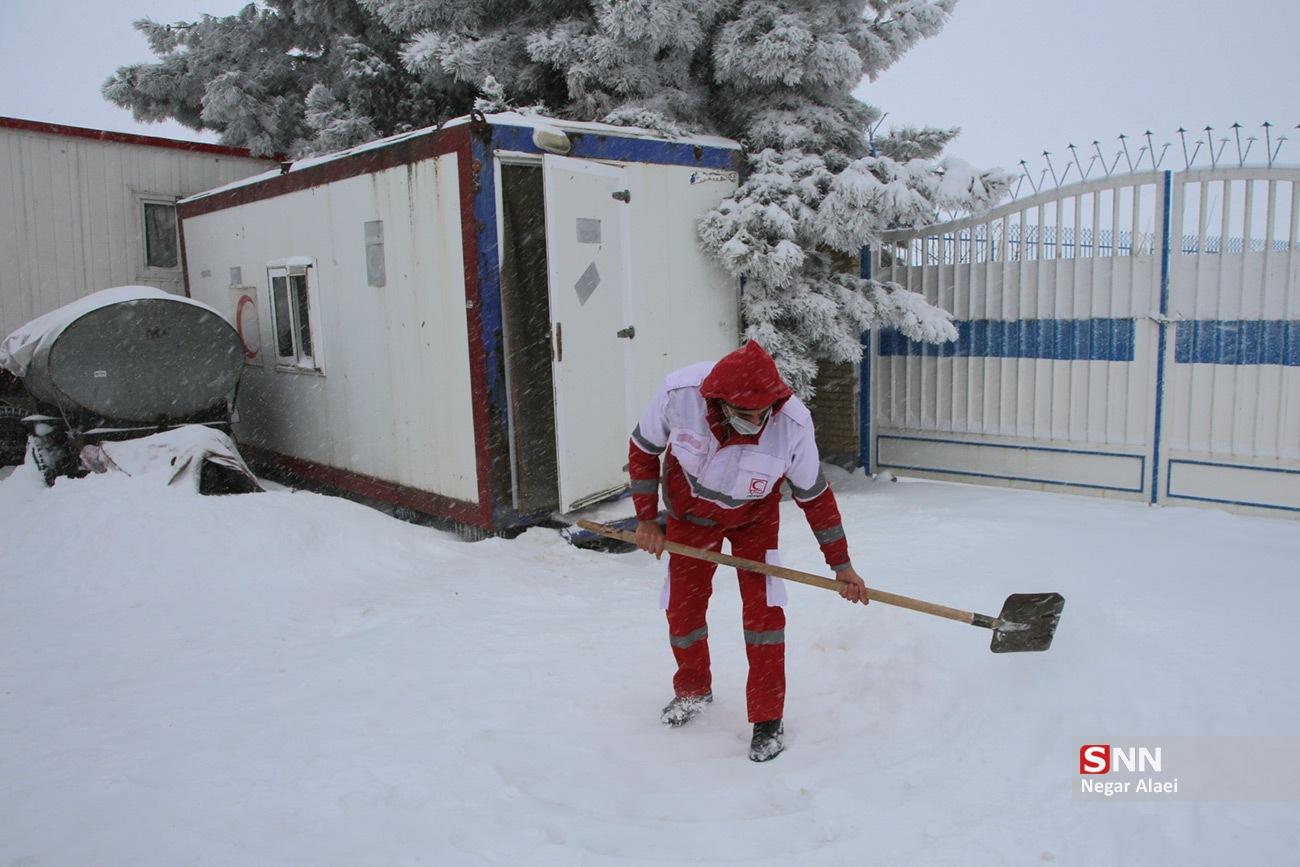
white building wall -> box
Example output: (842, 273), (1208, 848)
(182, 153), (479, 504)
(0, 122), (273, 340)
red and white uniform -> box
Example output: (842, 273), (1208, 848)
(628, 342), (852, 723)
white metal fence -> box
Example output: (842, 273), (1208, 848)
(869, 165), (1300, 517)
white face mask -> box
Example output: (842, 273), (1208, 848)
(725, 406), (770, 435)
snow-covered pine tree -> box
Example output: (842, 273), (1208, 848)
(104, 0), (1013, 395)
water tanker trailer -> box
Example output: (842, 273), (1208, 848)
(1, 286), (246, 481)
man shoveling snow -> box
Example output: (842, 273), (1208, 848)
(627, 341), (868, 762)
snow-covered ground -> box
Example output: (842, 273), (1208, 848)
(2, 460), (1298, 865)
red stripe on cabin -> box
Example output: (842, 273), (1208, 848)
(240, 444), (486, 528)
(177, 125), (466, 219)
(178, 219), (192, 298)
(0, 116), (278, 162)
(449, 126), (498, 528)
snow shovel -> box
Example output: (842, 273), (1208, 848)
(575, 519), (1064, 653)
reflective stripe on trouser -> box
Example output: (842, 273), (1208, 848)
(665, 505), (785, 723)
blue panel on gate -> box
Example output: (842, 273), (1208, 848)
(878, 319), (1136, 362)
(1174, 320), (1300, 366)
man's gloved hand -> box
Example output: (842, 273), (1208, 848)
(835, 565), (869, 604)
(636, 520), (666, 559)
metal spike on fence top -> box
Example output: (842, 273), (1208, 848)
(996, 121), (1286, 213)
(1011, 173), (1026, 200)
(1108, 149), (1124, 176)
(1155, 142), (1171, 170)
(1067, 143), (1086, 180)
(1093, 141), (1110, 177)
(867, 113), (888, 157)
(1020, 159), (1039, 194)
(1083, 153), (1099, 180)
(1133, 144), (1149, 172)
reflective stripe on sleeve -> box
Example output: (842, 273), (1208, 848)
(669, 626), (708, 649)
(682, 473), (747, 508)
(813, 524), (845, 545)
(831, 560), (854, 573)
(743, 629), (785, 646)
(630, 479), (659, 495)
(631, 425), (665, 455)
(788, 468), (828, 501)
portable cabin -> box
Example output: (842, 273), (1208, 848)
(178, 112), (743, 532)
(0, 117), (277, 346)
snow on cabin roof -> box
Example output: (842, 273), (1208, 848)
(179, 112), (741, 205)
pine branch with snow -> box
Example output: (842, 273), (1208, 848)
(103, 0), (1012, 394)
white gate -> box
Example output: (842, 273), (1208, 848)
(1161, 167), (1300, 511)
(872, 166), (1300, 517)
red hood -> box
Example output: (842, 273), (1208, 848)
(700, 341), (793, 410)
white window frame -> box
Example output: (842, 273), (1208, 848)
(138, 195), (181, 274)
(266, 259), (324, 373)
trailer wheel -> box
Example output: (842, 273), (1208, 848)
(0, 402), (28, 467)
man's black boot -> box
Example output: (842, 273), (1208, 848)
(749, 719), (784, 762)
(661, 692), (713, 727)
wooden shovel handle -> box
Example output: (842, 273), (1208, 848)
(575, 519), (979, 626)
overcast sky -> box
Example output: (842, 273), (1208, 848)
(1, 0), (1296, 175)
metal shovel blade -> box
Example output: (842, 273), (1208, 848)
(990, 592), (1065, 653)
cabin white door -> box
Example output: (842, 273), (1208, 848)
(543, 154), (633, 512)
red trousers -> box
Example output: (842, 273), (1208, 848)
(665, 508), (785, 723)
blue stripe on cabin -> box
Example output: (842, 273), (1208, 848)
(878, 319), (1137, 362)
(1174, 320), (1300, 366)
(489, 123), (740, 170)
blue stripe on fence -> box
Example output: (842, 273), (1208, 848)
(878, 319), (1136, 362)
(1174, 320), (1300, 366)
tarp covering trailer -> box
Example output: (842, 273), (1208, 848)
(1, 286), (243, 424)
(0, 285), (249, 486)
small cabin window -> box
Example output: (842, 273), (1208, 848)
(142, 201), (179, 269)
(267, 263), (321, 371)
